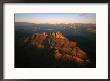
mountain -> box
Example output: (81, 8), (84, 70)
(15, 22), (36, 27)
(24, 32), (90, 64)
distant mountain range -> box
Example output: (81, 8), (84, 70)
(15, 22), (36, 27)
(15, 22), (96, 26)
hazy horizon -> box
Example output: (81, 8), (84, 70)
(15, 13), (96, 24)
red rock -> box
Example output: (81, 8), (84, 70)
(54, 50), (62, 61)
(68, 41), (77, 47)
(24, 31), (90, 64)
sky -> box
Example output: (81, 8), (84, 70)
(15, 13), (96, 24)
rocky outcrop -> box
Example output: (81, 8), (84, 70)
(24, 31), (90, 64)
(51, 32), (65, 39)
(24, 32), (48, 48)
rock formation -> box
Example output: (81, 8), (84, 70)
(51, 32), (65, 39)
(24, 31), (90, 64)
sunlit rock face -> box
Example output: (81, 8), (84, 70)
(51, 32), (65, 39)
(24, 32), (90, 64)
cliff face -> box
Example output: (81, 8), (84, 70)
(24, 32), (90, 64)
(51, 32), (65, 39)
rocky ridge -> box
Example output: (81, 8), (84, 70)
(24, 32), (90, 64)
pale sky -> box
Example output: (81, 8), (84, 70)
(15, 13), (96, 24)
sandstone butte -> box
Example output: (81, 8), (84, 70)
(24, 32), (90, 64)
